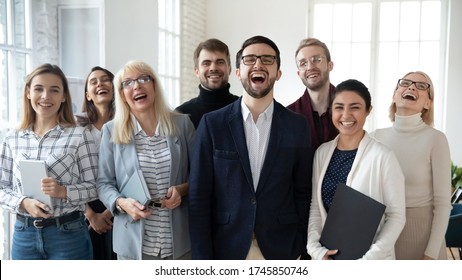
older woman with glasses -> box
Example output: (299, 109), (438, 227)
(96, 60), (195, 260)
(371, 71), (452, 260)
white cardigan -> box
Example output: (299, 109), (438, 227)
(307, 132), (406, 260)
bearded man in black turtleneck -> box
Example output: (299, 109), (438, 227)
(175, 38), (239, 128)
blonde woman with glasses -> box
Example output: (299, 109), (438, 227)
(371, 71), (452, 260)
(96, 60), (195, 260)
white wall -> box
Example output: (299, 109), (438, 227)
(206, 0), (308, 105)
(32, 0), (59, 67)
(207, 0), (462, 165)
(104, 0), (158, 75)
(445, 0), (462, 165)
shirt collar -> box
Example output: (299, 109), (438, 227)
(240, 99), (274, 122)
(130, 113), (159, 136)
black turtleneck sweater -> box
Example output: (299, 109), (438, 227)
(175, 83), (239, 128)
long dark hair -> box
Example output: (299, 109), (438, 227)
(79, 66), (115, 126)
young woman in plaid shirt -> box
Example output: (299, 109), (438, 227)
(0, 64), (99, 259)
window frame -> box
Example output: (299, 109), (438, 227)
(157, 0), (180, 108)
(308, 0), (448, 131)
(0, 0), (33, 260)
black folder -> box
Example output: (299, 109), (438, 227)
(319, 183), (386, 260)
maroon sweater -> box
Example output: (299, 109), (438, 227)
(287, 84), (338, 151)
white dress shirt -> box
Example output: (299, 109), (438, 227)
(241, 99), (273, 190)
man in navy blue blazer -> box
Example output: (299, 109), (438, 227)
(189, 35), (313, 260)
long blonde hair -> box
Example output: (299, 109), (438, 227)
(19, 64), (75, 130)
(112, 60), (178, 144)
(389, 71), (435, 126)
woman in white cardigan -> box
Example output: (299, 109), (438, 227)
(307, 79), (406, 260)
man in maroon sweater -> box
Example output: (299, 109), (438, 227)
(287, 38), (339, 260)
(287, 38), (338, 151)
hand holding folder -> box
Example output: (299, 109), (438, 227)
(120, 170), (152, 207)
(319, 183), (385, 260)
(19, 160), (53, 211)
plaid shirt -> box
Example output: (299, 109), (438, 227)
(0, 125), (99, 216)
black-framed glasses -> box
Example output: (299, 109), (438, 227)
(241, 55), (276, 65)
(297, 55), (325, 70)
(397, 78), (430, 90)
(121, 75), (152, 89)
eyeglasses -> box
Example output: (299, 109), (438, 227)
(397, 79), (430, 90)
(241, 55), (277, 66)
(121, 75), (152, 89)
(297, 55), (325, 70)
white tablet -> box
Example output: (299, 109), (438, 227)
(19, 160), (53, 210)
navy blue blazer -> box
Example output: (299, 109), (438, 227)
(189, 98), (313, 259)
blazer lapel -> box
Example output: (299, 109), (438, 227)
(256, 101), (282, 193)
(167, 135), (180, 184)
(119, 141), (140, 173)
(227, 101), (255, 192)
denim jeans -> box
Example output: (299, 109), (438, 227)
(12, 213), (93, 260)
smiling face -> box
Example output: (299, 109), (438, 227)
(86, 70), (114, 107)
(332, 90), (370, 139)
(121, 70), (155, 115)
(26, 73), (66, 123)
(393, 72), (432, 116)
(236, 43), (281, 99)
(195, 49), (231, 90)
(296, 45), (333, 91)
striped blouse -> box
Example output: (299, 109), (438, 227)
(134, 122), (172, 259)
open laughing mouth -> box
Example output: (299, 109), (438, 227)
(96, 89), (109, 95)
(402, 92), (417, 101)
(306, 72), (320, 79)
(133, 93), (147, 101)
(340, 121), (355, 127)
(251, 73), (266, 84)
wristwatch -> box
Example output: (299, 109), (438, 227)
(116, 197), (126, 214)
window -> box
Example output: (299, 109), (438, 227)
(310, 0), (447, 131)
(0, 0), (32, 260)
(158, 0), (180, 108)
(1, 0), (31, 128)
